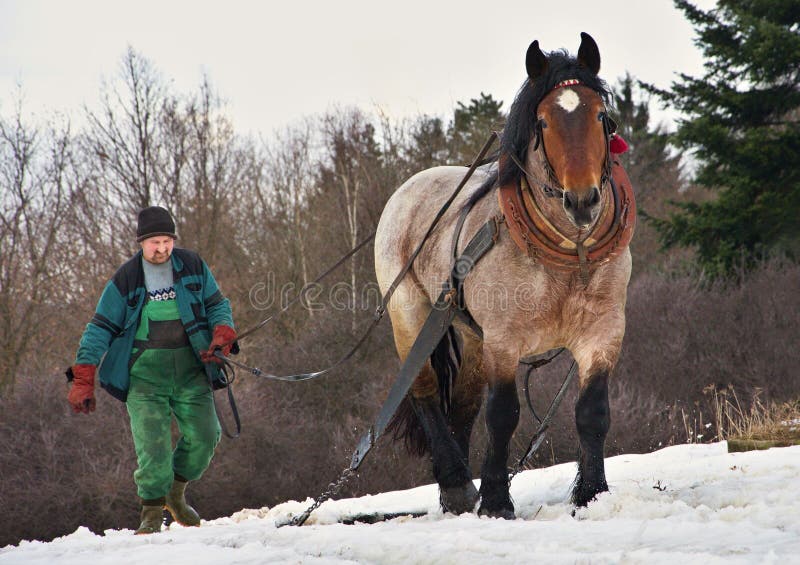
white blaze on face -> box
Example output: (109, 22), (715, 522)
(556, 88), (581, 113)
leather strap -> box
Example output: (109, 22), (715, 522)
(497, 158), (636, 274)
(449, 208), (499, 338)
(350, 287), (458, 470)
(350, 218), (499, 470)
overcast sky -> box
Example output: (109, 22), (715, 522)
(0, 0), (717, 135)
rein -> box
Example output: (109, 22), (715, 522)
(507, 151), (564, 199)
(234, 232), (377, 345)
(208, 232), (378, 438)
(213, 232), (380, 384)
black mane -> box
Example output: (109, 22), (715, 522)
(466, 49), (611, 207)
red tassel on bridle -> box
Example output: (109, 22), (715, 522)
(610, 134), (629, 154)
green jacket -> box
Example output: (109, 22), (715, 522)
(75, 248), (235, 401)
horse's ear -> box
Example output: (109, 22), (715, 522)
(577, 32), (601, 75)
(526, 40), (548, 81)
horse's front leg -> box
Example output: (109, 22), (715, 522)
(478, 347), (520, 519)
(573, 367), (610, 506)
(571, 322), (623, 507)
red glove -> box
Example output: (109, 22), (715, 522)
(67, 364), (96, 414)
(201, 325), (237, 364)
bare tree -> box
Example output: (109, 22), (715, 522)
(176, 78), (245, 265)
(319, 110), (383, 330)
(159, 93), (190, 221)
(83, 47), (168, 216)
(264, 120), (317, 299)
(0, 100), (75, 392)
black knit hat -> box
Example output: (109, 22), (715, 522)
(136, 206), (177, 242)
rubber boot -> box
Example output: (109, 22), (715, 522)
(135, 504), (164, 535)
(165, 479), (201, 526)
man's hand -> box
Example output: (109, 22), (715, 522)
(67, 364), (97, 414)
(201, 325), (237, 364)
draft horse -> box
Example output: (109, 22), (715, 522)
(374, 33), (635, 518)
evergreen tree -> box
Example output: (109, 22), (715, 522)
(406, 115), (449, 171)
(648, 0), (800, 277)
(612, 74), (687, 272)
(614, 74), (684, 204)
(448, 92), (504, 165)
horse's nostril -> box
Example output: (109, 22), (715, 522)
(588, 187), (600, 206)
(563, 192), (577, 210)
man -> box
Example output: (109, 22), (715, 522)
(67, 206), (237, 535)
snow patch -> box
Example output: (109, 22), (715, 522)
(2, 443), (800, 564)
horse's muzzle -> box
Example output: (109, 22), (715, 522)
(563, 187), (601, 228)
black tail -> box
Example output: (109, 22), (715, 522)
(387, 396), (429, 456)
(431, 325), (462, 415)
(387, 325), (462, 456)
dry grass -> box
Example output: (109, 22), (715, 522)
(705, 385), (800, 451)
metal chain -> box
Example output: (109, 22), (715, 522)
(508, 359), (578, 483)
(285, 467), (358, 527)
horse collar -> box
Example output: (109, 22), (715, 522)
(496, 159), (636, 280)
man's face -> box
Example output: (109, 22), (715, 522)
(141, 236), (174, 264)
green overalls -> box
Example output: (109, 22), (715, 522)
(126, 295), (221, 501)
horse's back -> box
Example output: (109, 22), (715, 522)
(375, 165), (492, 294)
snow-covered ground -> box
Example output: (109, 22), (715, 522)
(3, 442), (799, 564)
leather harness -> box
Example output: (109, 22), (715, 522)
(497, 156), (636, 281)
(349, 149), (636, 471)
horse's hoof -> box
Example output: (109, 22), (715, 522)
(439, 481), (479, 514)
(477, 493), (515, 519)
(478, 506), (516, 520)
(478, 478), (515, 519)
(571, 481), (608, 508)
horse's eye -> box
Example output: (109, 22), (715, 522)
(537, 118), (548, 129)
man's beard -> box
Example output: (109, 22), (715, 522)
(147, 252), (170, 264)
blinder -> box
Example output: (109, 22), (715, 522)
(599, 112), (617, 135)
(598, 111), (616, 187)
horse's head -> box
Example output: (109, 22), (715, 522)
(502, 33), (614, 231)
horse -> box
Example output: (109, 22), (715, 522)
(374, 32), (635, 518)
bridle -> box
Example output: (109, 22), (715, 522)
(511, 79), (617, 200)
(495, 78), (635, 287)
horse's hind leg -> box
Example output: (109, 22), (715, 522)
(386, 290), (478, 514)
(409, 395), (478, 513)
(447, 328), (484, 466)
(478, 347), (520, 519)
(421, 328), (484, 513)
